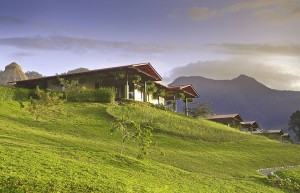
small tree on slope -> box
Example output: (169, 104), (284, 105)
(111, 118), (154, 159)
(59, 78), (81, 102)
(23, 86), (64, 124)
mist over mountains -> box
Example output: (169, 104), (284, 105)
(170, 75), (300, 129)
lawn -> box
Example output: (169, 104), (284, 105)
(276, 167), (300, 184)
(0, 102), (299, 192)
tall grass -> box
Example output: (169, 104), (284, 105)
(276, 167), (300, 184)
(0, 102), (299, 192)
(106, 105), (255, 142)
(0, 86), (14, 102)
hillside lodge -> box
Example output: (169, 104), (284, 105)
(206, 114), (260, 132)
(6, 62), (292, 140)
(11, 63), (199, 107)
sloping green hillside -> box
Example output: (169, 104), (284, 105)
(0, 102), (299, 192)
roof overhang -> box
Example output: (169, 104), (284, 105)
(253, 129), (284, 135)
(9, 63), (162, 87)
(206, 114), (244, 122)
(164, 84), (199, 99)
(241, 121), (260, 128)
(131, 63), (162, 81)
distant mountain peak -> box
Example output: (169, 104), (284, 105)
(231, 74), (267, 88)
(232, 74), (256, 82)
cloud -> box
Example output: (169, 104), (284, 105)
(0, 35), (181, 55)
(0, 15), (26, 25)
(189, 7), (217, 21)
(168, 58), (300, 91)
(168, 42), (300, 91)
(11, 52), (34, 58)
(189, 0), (276, 21)
(188, 0), (300, 23)
(205, 43), (300, 57)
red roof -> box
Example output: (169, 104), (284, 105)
(10, 62), (162, 84)
(241, 121), (260, 128)
(206, 114), (244, 122)
(168, 85), (199, 98)
(132, 63), (162, 81)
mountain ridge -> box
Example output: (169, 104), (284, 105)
(170, 75), (300, 129)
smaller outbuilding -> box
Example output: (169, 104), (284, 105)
(241, 121), (260, 132)
(281, 133), (291, 141)
(252, 129), (286, 140)
(206, 114), (244, 127)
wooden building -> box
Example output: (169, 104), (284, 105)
(10, 63), (199, 105)
(205, 114), (244, 127)
(241, 121), (260, 132)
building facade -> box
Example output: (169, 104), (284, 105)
(11, 63), (199, 106)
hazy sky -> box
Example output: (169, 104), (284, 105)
(0, 0), (300, 90)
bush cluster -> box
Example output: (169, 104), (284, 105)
(0, 86), (31, 101)
(67, 88), (116, 103)
(14, 88), (31, 100)
(0, 86), (14, 102)
(268, 172), (300, 192)
(150, 103), (172, 111)
(0, 86), (116, 103)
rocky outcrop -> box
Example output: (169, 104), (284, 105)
(0, 62), (28, 86)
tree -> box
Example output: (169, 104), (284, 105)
(23, 86), (63, 124)
(60, 67), (89, 75)
(129, 75), (141, 99)
(154, 89), (166, 104)
(132, 75), (141, 84)
(59, 78), (81, 101)
(288, 110), (300, 141)
(115, 72), (125, 81)
(176, 93), (185, 100)
(66, 68), (89, 74)
(186, 101), (213, 118)
(110, 118), (154, 159)
(132, 122), (153, 159)
(25, 71), (43, 79)
(146, 81), (157, 99)
(132, 77), (158, 102)
(111, 117), (132, 155)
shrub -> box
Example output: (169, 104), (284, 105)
(68, 88), (115, 103)
(150, 103), (171, 111)
(0, 86), (14, 102)
(94, 88), (115, 103)
(0, 86), (31, 101)
(13, 88), (30, 101)
(268, 172), (300, 192)
(186, 101), (213, 118)
(117, 99), (152, 107)
(59, 78), (81, 102)
(28, 88), (41, 99)
(24, 87), (64, 123)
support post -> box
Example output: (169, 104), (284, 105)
(125, 72), (129, 99)
(143, 81), (147, 102)
(185, 98), (188, 115)
(173, 95), (177, 112)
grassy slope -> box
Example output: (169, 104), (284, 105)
(276, 167), (300, 184)
(0, 102), (299, 192)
